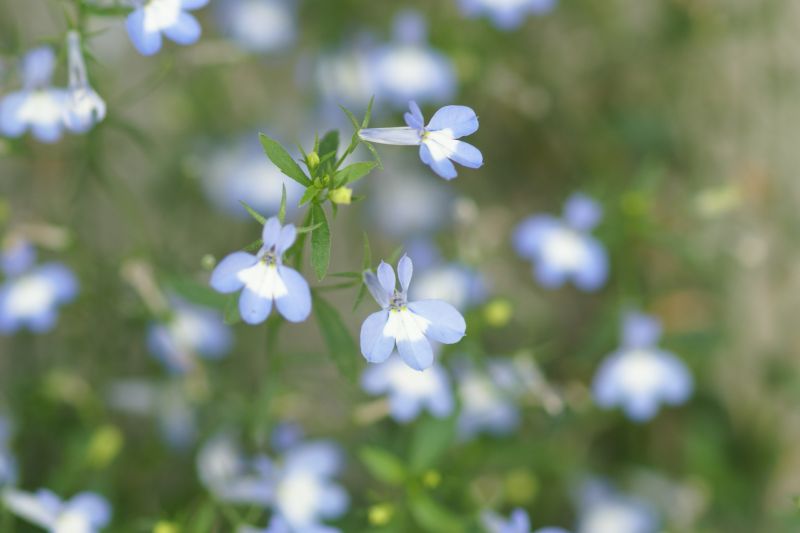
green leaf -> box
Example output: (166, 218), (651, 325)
(334, 161), (378, 187)
(339, 105), (360, 131)
(223, 294), (241, 325)
(409, 494), (464, 533)
(359, 447), (407, 486)
(313, 294), (358, 381)
(319, 130), (339, 170)
(166, 278), (227, 309)
(295, 221), (324, 234)
(278, 184), (287, 223)
(363, 141), (384, 169)
(299, 185), (321, 206)
(408, 415), (456, 473)
(239, 200), (267, 225)
(243, 239), (263, 252)
(362, 95), (375, 128)
(259, 133), (311, 187)
(310, 204), (331, 281)
(387, 245), (405, 265)
(353, 233), (372, 312)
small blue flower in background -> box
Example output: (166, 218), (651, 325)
(3, 488), (111, 532)
(482, 507), (570, 533)
(126, 0), (208, 56)
(0, 416), (18, 487)
(410, 261), (487, 312)
(210, 217), (311, 325)
(459, 0), (557, 30)
(361, 354), (454, 423)
(147, 297), (232, 374)
(361, 255), (466, 371)
(359, 101), (483, 180)
(198, 432), (274, 505)
(513, 193), (608, 291)
(0, 47), (67, 143)
(576, 480), (658, 533)
(240, 515), (341, 533)
(370, 11), (456, 108)
(455, 359), (522, 440)
(0, 240), (78, 334)
(592, 312), (693, 422)
(63, 31), (106, 133)
(215, 0), (296, 54)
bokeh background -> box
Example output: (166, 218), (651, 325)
(1, 0), (799, 531)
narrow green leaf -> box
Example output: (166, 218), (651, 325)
(359, 447), (407, 485)
(363, 141), (383, 169)
(387, 245), (405, 265)
(239, 200), (266, 225)
(353, 233), (372, 311)
(223, 294), (241, 325)
(295, 221), (324, 234)
(243, 239), (263, 252)
(313, 294), (358, 381)
(409, 494), (464, 533)
(408, 415), (456, 473)
(259, 133), (311, 186)
(362, 96), (375, 128)
(339, 105), (360, 131)
(310, 204), (331, 281)
(334, 161), (378, 187)
(299, 185), (320, 206)
(319, 130), (339, 163)
(291, 209), (313, 269)
(278, 184), (287, 223)
(166, 278), (227, 309)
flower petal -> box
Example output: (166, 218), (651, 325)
(404, 100), (425, 130)
(397, 254), (413, 293)
(262, 217), (282, 248)
(67, 493), (111, 527)
(390, 310), (434, 370)
(0, 92), (28, 137)
(181, 0), (210, 9)
(359, 127), (421, 146)
(276, 224), (297, 254)
(164, 12), (202, 45)
(564, 192), (602, 231)
(512, 215), (560, 259)
(364, 272), (390, 308)
(622, 312), (661, 348)
(126, 8), (163, 56)
(3, 489), (57, 528)
(210, 252), (257, 293)
(388, 394), (423, 423)
(419, 142), (456, 180)
(377, 261), (396, 294)
(407, 300), (465, 344)
(238, 286), (272, 324)
(572, 238), (608, 292)
(425, 133), (482, 169)
(427, 105), (478, 138)
(360, 310), (394, 363)
(275, 266), (311, 322)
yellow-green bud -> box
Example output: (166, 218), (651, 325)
(329, 187), (353, 205)
(368, 504), (394, 526)
(307, 151), (320, 170)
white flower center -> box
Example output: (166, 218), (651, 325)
(461, 375), (500, 412)
(169, 311), (207, 351)
(541, 227), (587, 270)
(582, 502), (642, 533)
(230, 0), (294, 50)
(237, 262), (288, 299)
(615, 350), (664, 396)
(388, 360), (439, 396)
(276, 472), (322, 525)
(143, 0), (182, 32)
(375, 47), (444, 94)
(5, 275), (55, 318)
(18, 91), (63, 127)
(54, 510), (91, 533)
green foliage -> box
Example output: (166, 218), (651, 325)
(310, 204), (331, 281)
(259, 133), (311, 187)
(409, 415), (457, 474)
(408, 493), (465, 533)
(359, 446), (407, 485)
(313, 293), (358, 381)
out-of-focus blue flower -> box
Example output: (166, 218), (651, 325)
(194, 136), (305, 220)
(360, 255), (466, 371)
(369, 11), (456, 108)
(215, 0), (296, 53)
(482, 507), (570, 533)
(361, 354), (454, 423)
(513, 193), (608, 291)
(0, 47), (67, 143)
(0, 416), (17, 487)
(0, 238), (36, 277)
(359, 101), (483, 180)
(198, 432), (274, 504)
(576, 481), (658, 533)
(592, 313), (692, 422)
(126, 0), (208, 56)
(3, 488), (111, 532)
(210, 217), (311, 325)
(410, 262), (487, 312)
(459, 0), (557, 30)
(0, 243), (78, 334)
(63, 31), (106, 133)
(147, 297), (232, 374)
(240, 515), (340, 533)
(314, 41), (376, 111)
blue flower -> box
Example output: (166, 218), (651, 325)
(370, 11), (456, 107)
(126, 0), (208, 56)
(455, 358), (523, 440)
(147, 297), (233, 374)
(0, 416), (17, 487)
(210, 217), (311, 325)
(481, 508), (570, 533)
(240, 515), (341, 533)
(459, 0), (557, 29)
(410, 262), (487, 312)
(215, 0), (296, 54)
(0, 243), (78, 334)
(0, 47), (67, 143)
(359, 101), (483, 180)
(576, 482), (658, 533)
(361, 354), (454, 423)
(3, 489), (111, 532)
(513, 193), (608, 291)
(197, 432), (274, 505)
(360, 255), (466, 371)
(63, 31), (106, 133)
(592, 313), (693, 422)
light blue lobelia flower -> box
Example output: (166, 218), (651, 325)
(0, 241), (78, 334)
(360, 255), (466, 371)
(576, 480), (658, 533)
(481, 507), (570, 533)
(63, 31), (106, 133)
(513, 193), (608, 292)
(369, 11), (456, 108)
(210, 217), (311, 325)
(410, 261), (487, 312)
(147, 297), (233, 374)
(215, 0), (296, 54)
(459, 0), (557, 30)
(455, 358), (524, 440)
(126, 0), (208, 56)
(361, 354), (454, 423)
(239, 515), (341, 533)
(592, 312), (693, 422)
(3, 488), (111, 532)
(0, 47), (68, 143)
(359, 101), (483, 180)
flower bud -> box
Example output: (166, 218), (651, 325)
(329, 186), (353, 205)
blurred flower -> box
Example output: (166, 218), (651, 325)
(513, 193), (608, 291)
(147, 297), (232, 374)
(198, 432), (274, 504)
(210, 217), (311, 324)
(3, 489), (111, 532)
(359, 101), (483, 180)
(240, 515), (340, 533)
(0, 416), (17, 487)
(0, 47), (67, 143)
(361, 255), (466, 370)
(361, 354), (454, 423)
(370, 11), (456, 108)
(193, 135), (304, 220)
(63, 31), (106, 133)
(410, 262), (487, 311)
(126, 0), (208, 56)
(459, 0), (557, 30)
(314, 41), (375, 111)
(0, 237), (36, 277)
(0, 240), (78, 334)
(576, 481), (658, 533)
(592, 313), (692, 422)
(215, 0), (296, 53)
(481, 507), (570, 533)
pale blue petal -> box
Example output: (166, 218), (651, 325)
(427, 384), (454, 418)
(210, 252), (257, 293)
(37, 263), (78, 303)
(564, 192), (602, 231)
(317, 483), (349, 519)
(182, 0), (210, 9)
(622, 312), (661, 348)
(404, 100), (425, 130)
(126, 8), (163, 56)
(592, 355), (621, 408)
(0, 92), (28, 137)
(31, 119), (63, 144)
(377, 261), (396, 294)
(364, 272), (390, 308)
(164, 12), (202, 45)
(0, 239), (35, 277)
(360, 310), (394, 363)
(275, 266), (311, 322)
(262, 217), (282, 248)
(27, 309), (57, 333)
(407, 300), (465, 344)
(67, 493), (111, 527)
(510, 508), (531, 530)
(393, 11), (427, 44)
(446, 140), (482, 168)
(359, 127), (421, 145)
(3, 489), (58, 528)
(397, 334), (433, 371)
(534, 259), (568, 288)
(572, 238), (608, 292)
(276, 224), (297, 254)
(512, 215), (560, 259)
(360, 361), (391, 393)
(239, 287), (272, 324)
(420, 142), (456, 180)
(388, 394), (423, 422)
(397, 254), (413, 292)
(22, 48), (56, 89)
(659, 351), (693, 404)
(285, 441), (342, 477)
(427, 105), (478, 138)
(624, 394), (660, 422)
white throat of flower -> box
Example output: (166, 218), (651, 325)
(142, 0), (183, 33)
